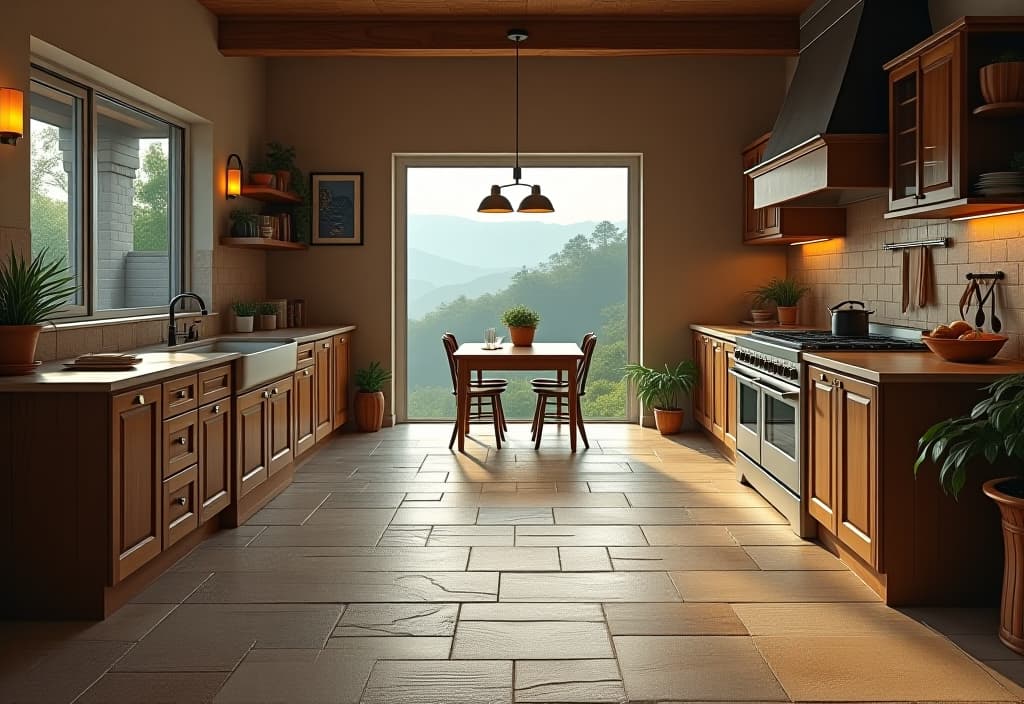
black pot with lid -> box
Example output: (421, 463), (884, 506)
(828, 300), (874, 337)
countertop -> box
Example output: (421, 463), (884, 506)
(803, 350), (1024, 383)
(690, 322), (815, 343)
(0, 325), (356, 393)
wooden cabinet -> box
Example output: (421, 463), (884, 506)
(111, 385), (163, 583)
(235, 385), (269, 497)
(162, 411), (198, 479)
(333, 333), (350, 429)
(693, 335), (708, 428)
(268, 376), (294, 476)
(198, 399), (231, 522)
(294, 365), (316, 458)
(806, 365), (879, 568)
(315, 338), (333, 441)
(162, 464), (199, 549)
(885, 18), (1024, 219)
(742, 133), (846, 244)
(691, 331), (736, 455)
(724, 344), (737, 449)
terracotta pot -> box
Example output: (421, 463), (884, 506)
(250, 172), (276, 187)
(777, 306), (799, 326)
(274, 170), (292, 192)
(750, 309), (774, 323)
(980, 62), (1024, 104)
(653, 408), (685, 435)
(234, 315), (254, 333)
(0, 324), (43, 368)
(983, 477), (1024, 655)
(356, 391), (385, 432)
(508, 326), (536, 346)
(258, 314), (277, 331)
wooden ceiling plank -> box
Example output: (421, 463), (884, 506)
(216, 18), (799, 57)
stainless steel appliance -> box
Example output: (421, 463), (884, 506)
(732, 323), (925, 536)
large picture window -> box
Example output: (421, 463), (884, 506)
(30, 65), (186, 318)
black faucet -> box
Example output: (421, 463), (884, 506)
(168, 293), (208, 347)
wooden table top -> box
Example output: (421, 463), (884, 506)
(454, 342), (583, 358)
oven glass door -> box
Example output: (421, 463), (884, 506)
(759, 381), (800, 495)
(731, 366), (762, 465)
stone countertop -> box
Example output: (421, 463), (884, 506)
(689, 322), (816, 343)
(0, 324), (357, 393)
(803, 350), (1024, 384)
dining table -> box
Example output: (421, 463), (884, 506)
(452, 342), (585, 453)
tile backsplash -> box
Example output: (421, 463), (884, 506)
(787, 197), (1024, 360)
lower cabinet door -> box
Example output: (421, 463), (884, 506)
(112, 385), (163, 583)
(835, 374), (880, 567)
(724, 342), (737, 450)
(315, 338), (333, 441)
(268, 376), (295, 476)
(295, 367), (316, 458)
(807, 368), (838, 532)
(333, 334), (350, 430)
(236, 386), (269, 498)
(163, 465), (199, 549)
(199, 400), (232, 522)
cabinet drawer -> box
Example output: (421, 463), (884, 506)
(162, 465), (199, 549)
(296, 343), (315, 369)
(163, 410), (198, 479)
(197, 365), (233, 405)
(163, 374), (198, 418)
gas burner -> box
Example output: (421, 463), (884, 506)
(750, 329), (927, 351)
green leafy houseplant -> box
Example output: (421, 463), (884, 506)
(355, 362), (392, 432)
(355, 361), (392, 393)
(256, 302), (278, 330)
(624, 361), (698, 435)
(501, 305), (541, 328)
(751, 277), (811, 308)
(229, 209), (258, 237)
(263, 141), (311, 242)
(257, 303), (277, 316)
(231, 301), (258, 318)
(0, 247), (77, 370)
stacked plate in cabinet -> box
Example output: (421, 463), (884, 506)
(975, 171), (1024, 197)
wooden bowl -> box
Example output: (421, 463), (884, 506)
(921, 333), (1009, 363)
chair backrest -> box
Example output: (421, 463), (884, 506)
(441, 332), (458, 391)
(577, 333), (598, 394)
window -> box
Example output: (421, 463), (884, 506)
(30, 65), (186, 318)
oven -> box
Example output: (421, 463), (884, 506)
(730, 364), (800, 496)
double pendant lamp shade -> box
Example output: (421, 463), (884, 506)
(477, 30), (554, 215)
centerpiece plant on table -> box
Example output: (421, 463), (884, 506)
(501, 305), (541, 347)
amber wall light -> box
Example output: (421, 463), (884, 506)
(0, 88), (24, 146)
(225, 153), (243, 199)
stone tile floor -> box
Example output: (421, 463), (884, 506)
(3, 423), (1024, 703)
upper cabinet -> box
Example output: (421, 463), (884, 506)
(885, 17), (1024, 220)
(742, 133), (846, 245)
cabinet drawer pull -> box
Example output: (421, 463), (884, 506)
(819, 373), (828, 382)
(304, 369), (311, 376)
(272, 387), (280, 395)
(262, 391), (271, 399)
(135, 394), (145, 405)
(176, 390), (187, 399)
(213, 404), (221, 413)
(323, 342), (330, 349)
(176, 436), (187, 445)
(175, 496), (187, 506)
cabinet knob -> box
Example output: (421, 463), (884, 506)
(272, 387), (279, 395)
(819, 373), (828, 382)
(262, 390), (270, 399)
(304, 369), (311, 376)
(835, 381), (844, 389)
(134, 394), (145, 405)
(176, 390), (187, 399)
(213, 404), (221, 413)
(175, 496), (187, 506)
(323, 342), (330, 349)
(176, 436), (187, 445)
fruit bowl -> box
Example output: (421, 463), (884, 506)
(921, 333), (1009, 363)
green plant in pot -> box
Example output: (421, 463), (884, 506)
(231, 301), (258, 333)
(354, 361), (391, 432)
(265, 141), (296, 193)
(257, 302), (278, 331)
(262, 141), (310, 242)
(0, 248), (76, 373)
(980, 49), (1024, 106)
(915, 373), (1024, 654)
(501, 305), (541, 346)
(248, 159), (276, 188)
(751, 277), (810, 326)
(229, 208), (258, 237)
(623, 360), (698, 435)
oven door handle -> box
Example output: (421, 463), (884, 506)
(729, 367), (800, 401)
(728, 367), (762, 384)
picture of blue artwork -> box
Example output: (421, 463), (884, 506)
(312, 173), (363, 245)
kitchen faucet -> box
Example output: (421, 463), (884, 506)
(168, 293), (208, 346)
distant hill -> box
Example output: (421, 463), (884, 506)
(408, 214), (622, 269)
(408, 247), (511, 288)
(409, 270), (518, 319)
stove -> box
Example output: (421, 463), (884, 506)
(749, 329), (928, 351)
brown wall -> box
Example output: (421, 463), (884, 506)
(0, 0), (267, 358)
(265, 56), (790, 416)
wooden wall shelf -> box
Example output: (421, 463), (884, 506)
(220, 237), (308, 251)
(239, 186), (302, 204)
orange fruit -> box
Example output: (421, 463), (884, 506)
(958, 331), (985, 340)
(931, 325), (958, 339)
(948, 320), (973, 336)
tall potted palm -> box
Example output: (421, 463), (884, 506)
(623, 361), (699, 434)
(916, 373), (1024, 654)
(355, 361), (391, 432)
(0, 248), (76, 374)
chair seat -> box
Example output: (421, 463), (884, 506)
(474, 378), (509, 388)
(451, 385), (507, 397)
(530, 377), (568, 387)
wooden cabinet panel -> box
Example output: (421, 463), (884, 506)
(162, 410), (198, 479)
(918, 36), (960, 205)
(314, 338), (333, 441)
(163, 374), (198, 418)
(724, 342), (737, 451)
(294, 366), (316, 458)
(836, 375), (880, 568)
(111, 385), (163, 583)
(743, 136), (769, 241)
(236, 386), (269, 498)
(162, 465), (198, 549)
(198, 400), (231, 522)
(693, 335), (707, 428)
(268, 377), (294, 476)
(807, 368), (838, 532)
(333, 333), (350, 429)
(889, 58), (921, 210)
(711, 338), (726, 441)
(296, 342), (315, 369)
(197, 365), (232, 406)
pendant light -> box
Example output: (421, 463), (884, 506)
(477, 29), (554, 214)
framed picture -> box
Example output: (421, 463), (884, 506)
(311, 172), (363, 246)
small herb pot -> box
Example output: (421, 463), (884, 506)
(259, 314), (277, 331)
(234, 315), (254, 333)
(777, 306), (799, 326)
(250, 172), (276, 187)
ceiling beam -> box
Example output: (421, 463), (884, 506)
(217, 18), (800, 57)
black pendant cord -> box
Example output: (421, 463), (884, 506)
(513, 34), (521, 183)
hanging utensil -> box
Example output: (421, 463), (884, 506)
(975, 281), (987, 329)
(987, 279), (1002, 333)
(959, 279), (979, 322)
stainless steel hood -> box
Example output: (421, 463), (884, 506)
(748, 0), (932, 208)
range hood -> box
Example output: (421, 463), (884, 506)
(747, 0), (932, 209)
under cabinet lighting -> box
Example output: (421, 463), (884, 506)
(952, 208), (1024, 222)
(0, 88), (24, 146)
(789, 238), (831, 246)
(226, 153), (243, 199)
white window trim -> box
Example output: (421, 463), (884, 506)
(392, 153), (643, 424)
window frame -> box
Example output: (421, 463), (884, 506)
(29, 60), (190, 321)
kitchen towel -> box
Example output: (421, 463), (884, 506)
(901, 246), (933, 312)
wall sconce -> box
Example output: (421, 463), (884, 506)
(226, 153), (243, 199)
(0, 88), (24, 146)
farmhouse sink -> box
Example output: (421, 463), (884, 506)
(184, 339), (297, 391)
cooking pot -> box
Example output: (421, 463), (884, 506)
(828, 300), (874, 336)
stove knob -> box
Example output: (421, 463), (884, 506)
(788, 367), (799, 380)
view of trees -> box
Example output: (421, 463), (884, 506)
(407, 220), (628, 419)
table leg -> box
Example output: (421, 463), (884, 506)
(567, 361), (578, 452)
(457, 359), (470, 453)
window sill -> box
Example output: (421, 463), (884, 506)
(44, 312), (219, 332)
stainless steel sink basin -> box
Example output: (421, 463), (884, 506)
(183, 339), (297, 391)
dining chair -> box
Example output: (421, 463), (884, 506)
(443, 332), (509, 435)
(442, 333), (508, 449)
(530, 334), (598, 450)
(529, 332), (595, 435)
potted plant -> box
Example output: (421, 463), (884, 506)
(752, 277), (811, 326)
(501, 305), (541, 346)
(257, 302), (278, 331)
(265, 141), (296, 193)
(354, 361), (391, 432)
(623, 360), (699, 435)
(248, 160), (276, 188)
(915, 373), (1024, 654)
(0, 248), (76, 373)
(980, 50), (1024, 105)
(231, 301), (257, 333)
(229, 209), (258, 237)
